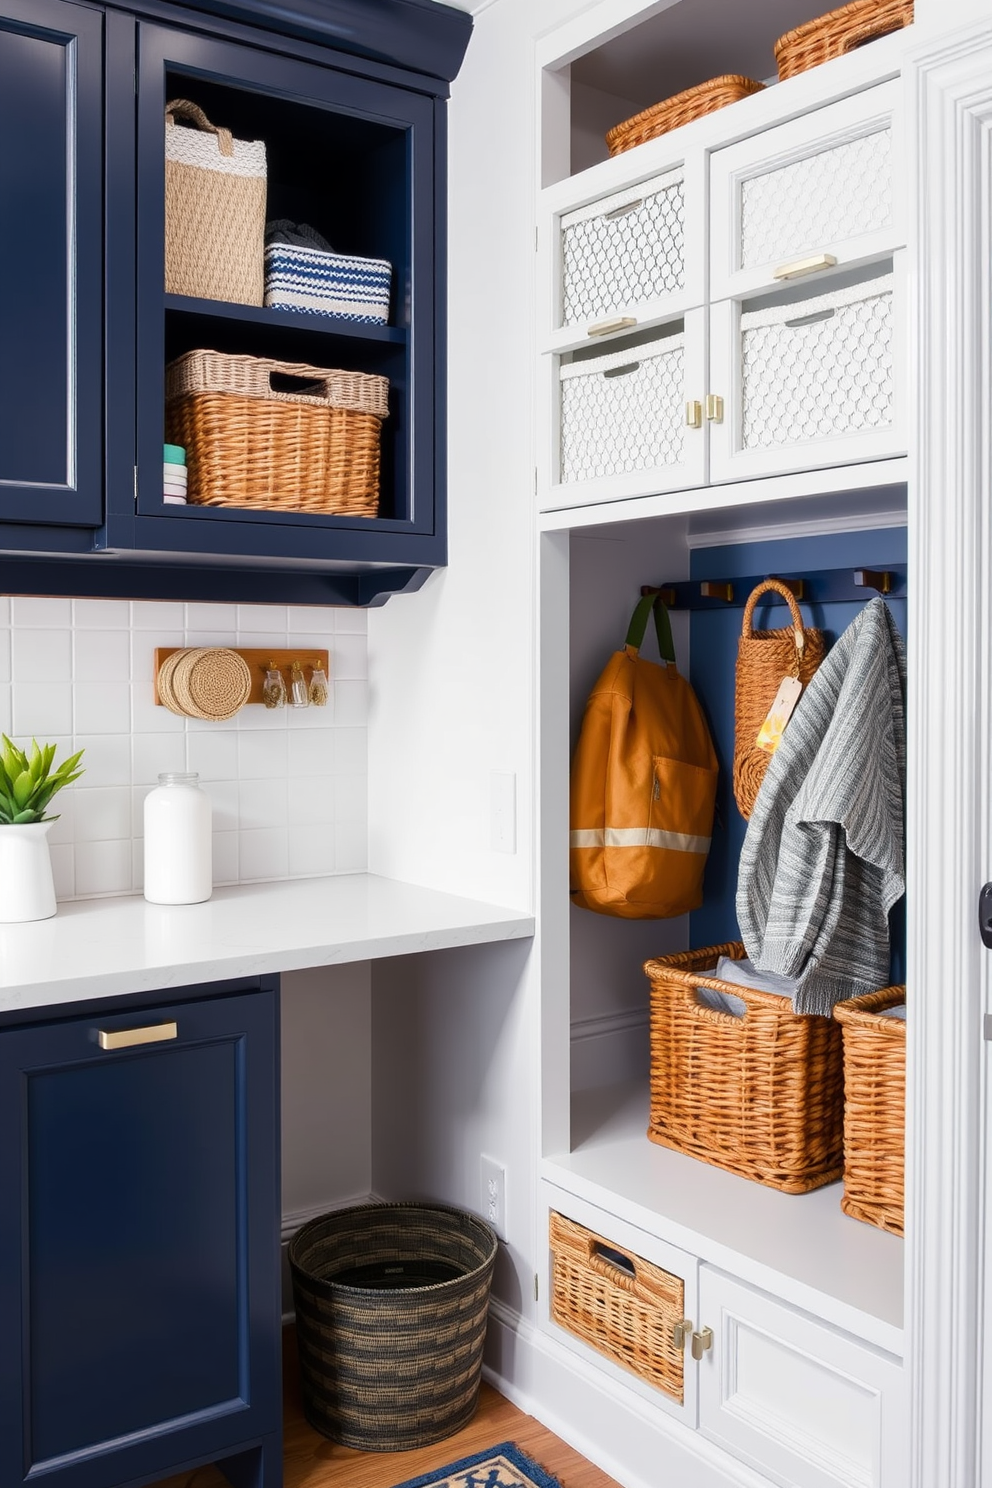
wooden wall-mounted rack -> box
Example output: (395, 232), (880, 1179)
(153, 648), (329, 706)
(641, 564), (907, 611)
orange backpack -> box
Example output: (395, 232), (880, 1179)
(569, 593), (718, 919)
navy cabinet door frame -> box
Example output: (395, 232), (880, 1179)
(109, 21), (441, 569)
(0, 981), (281, 1488)
(0, 0), (104, 529)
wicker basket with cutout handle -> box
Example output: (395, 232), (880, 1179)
(733, 578), (826, 820)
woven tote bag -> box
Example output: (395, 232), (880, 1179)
(733, 579), (826, 820)
(165, 98), (267, 306)
(570, 593), (718, 919)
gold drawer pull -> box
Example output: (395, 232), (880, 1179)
(705, 393), (724, 423)
(772, 252), (838, 281)
(587, 316), (637, 338)
(602, 198), (643, 221)
(673, 1318), (694, 1350)
(98, 1021), (178, 1051)
(686, 400), (702, 428)
(691, 1325), (714, 1360)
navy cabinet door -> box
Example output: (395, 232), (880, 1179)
(0, 0), (103, 528)
(0, 985), (282, 1488)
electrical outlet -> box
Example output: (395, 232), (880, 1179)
(480, 1154), (505, 1239)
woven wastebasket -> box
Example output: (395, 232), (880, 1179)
(288, 1202), (498, 1451)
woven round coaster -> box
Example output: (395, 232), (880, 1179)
(168, 647), (210, 718)
(157, 648), (195, 716)
(180, 648), (252, 721)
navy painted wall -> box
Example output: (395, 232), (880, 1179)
(687, 526), (908, 984)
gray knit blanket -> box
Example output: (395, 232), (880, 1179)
(736, 596), (906, 1016)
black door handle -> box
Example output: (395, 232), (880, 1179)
(980, 883), (992, 948)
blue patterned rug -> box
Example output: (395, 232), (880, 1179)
(392, 1441), (562, 1488)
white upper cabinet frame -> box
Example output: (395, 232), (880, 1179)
(709, 79), (904, 303)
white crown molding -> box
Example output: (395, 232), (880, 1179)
(905, 17), (992, 1488)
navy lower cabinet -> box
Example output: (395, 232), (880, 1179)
(0, 0), (471, 606)
(0, 979), (282, 1488)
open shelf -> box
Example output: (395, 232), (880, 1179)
(165, 294), (407, 344)
(544, 1079), (904, 1353)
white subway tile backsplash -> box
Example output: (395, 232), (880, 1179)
(13, 683), (73, 738)
(240, 827), (289, 881)
(74, 682), (132, 735)
(187, 730), (238, 782)
(74, 630), (130, 683)
(11, 598), (71, 628)
(74, 839), (132, 897)
(74, 599), (130, 629)
(288, 827), (335, 878)
(132, 601), (184, 630)
(0, 596), (367, 901)
(13, 629), (72, 682)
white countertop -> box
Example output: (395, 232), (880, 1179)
(0, 874), (535, 1018)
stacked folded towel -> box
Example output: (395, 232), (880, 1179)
(164, 443), (187, 504)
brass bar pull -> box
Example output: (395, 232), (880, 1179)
(673, 1318), (694, 1350)
(691, 1325), (714, 1360)
(772, 252), (838, 281)
(98, 1022), (178, 1051)
(700, 581), (734, 602)
(603, 199), (643, 221)
(854, 567), (893, 595)
(685, 400), (702, 428)
(587, 316), (637, 338)
(705, 393), (724, 423)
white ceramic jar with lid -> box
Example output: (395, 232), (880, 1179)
(143, 771), (212, 904)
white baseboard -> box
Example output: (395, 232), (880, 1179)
(483, 1298), (774, 1488)
(281, 1193), (377, 1321)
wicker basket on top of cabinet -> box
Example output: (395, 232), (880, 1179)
(774, 0), (913, 80)
(549, 1211), (686, 1401)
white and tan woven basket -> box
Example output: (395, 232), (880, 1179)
(165, 98), (267, 306)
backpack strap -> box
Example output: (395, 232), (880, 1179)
(625, 592), (676, 664)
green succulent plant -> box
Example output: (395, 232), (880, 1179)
(0, 736), (85, 825)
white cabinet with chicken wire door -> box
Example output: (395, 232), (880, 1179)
(707, 259), (905, 484)
(709, 81), (902, 303)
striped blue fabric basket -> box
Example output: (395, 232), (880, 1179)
(264, 243), (392, 323)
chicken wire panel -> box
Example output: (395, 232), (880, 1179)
(560, 172), (685, 326)
(739, 128), (892, 271)
(559, 339), (685, 482)
(740, 277), (893, 450)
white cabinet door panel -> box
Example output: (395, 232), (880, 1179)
(698, 1268), (907, 1488)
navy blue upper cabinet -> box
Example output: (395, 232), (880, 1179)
(0, 0), (103, 532)
(0, 0), (470, 604)
(0, 981), (282, 1488)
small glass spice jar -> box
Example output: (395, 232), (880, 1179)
(143, 772), (212, 905)
(262, 662), (287, 709)
(308, 663), (329, 707)
(290, 660), (309, 708)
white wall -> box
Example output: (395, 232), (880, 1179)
(0, 595), (368, 899)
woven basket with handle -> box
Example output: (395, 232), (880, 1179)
(733, 578), (826, 820)
(774, 0), (913, 81)
(605, 75), (765, 157)
(834, 985), (906, 1235)
(645, 942), (845, 1194)
(165, 99), (267, 306)
(165, 349), (389, 517)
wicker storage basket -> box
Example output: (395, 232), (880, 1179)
(549, 1211), (685, 1402)
(733, 579), (827, 820)
(165, 99), (267, 306)
(833, 986), (906, 1235)
(264, 242), (392, 323)
(289, 1203), (497, 1451)
(774, 0), (913, 81)
(165, 349), (389, 517)
(606, 76), (765, 157)
(645, 942), (845, 1193)
(559, 334), (685, 483)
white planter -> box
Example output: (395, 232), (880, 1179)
(0, 821), (57, 923)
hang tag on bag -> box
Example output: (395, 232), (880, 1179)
(755, 676), (803, 755)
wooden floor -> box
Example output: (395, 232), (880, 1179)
(151, 1328), (621, 1488)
